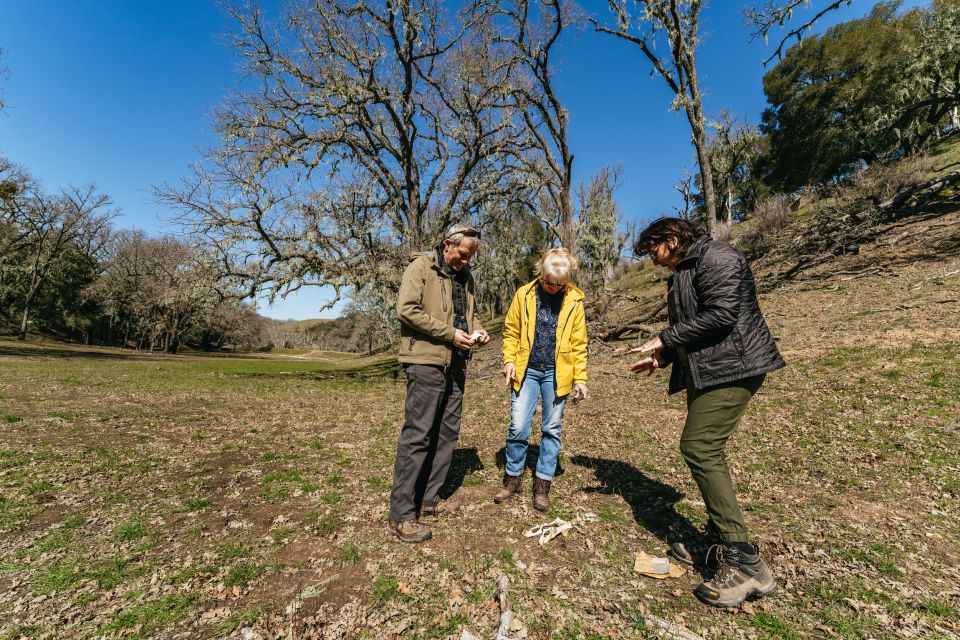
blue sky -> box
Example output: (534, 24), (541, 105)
(0, 1), (922, 319)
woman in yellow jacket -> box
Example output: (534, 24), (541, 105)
(496, 248), (589, 511)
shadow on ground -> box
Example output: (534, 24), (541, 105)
(570, 454), (700, 545)
(438, 447), (484, 500)
(0, 342), (144, 360)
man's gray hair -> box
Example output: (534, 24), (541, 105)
(444, 222), (481, 247)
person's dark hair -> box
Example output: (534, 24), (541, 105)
(634, 217), (706, 256)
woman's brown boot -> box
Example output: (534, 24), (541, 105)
(494, 473), (522, 503)
(533, 477), (551, 512)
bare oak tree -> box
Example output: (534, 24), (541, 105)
(745, 0), (852, 65)
(592, 0), (720, 236)
(159, 0), (519, 312)
(486, 0), (579, 250)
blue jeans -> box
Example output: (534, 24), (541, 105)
(505, 368), (567, 481)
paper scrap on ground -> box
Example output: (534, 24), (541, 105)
(634, 551), (687, 579)
(524, 518), (573, 545)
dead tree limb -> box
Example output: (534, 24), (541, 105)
(597, 301), (667, 341)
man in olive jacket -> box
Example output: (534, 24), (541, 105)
(388, 223), (490, 543)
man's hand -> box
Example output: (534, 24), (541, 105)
(572, 383), (589, 402)
(474, 329), (491, 346)
(502, 362), (516, 385)
(453, 329), (476, 350)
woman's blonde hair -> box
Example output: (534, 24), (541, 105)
(537, 247), (578, 284)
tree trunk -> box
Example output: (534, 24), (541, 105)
(18, 304), (29, 341)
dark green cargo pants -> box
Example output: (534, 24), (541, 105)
(680, 374), (765, 543)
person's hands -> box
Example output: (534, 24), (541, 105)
(629, 356), (659, 376)
(475, 329), (491, 345)
(572, 383), (589, 402)
(626, 335), (664, 357)
(502, 362), (516, 385)
(453, 329), (476, 350)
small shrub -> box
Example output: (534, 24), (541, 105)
(735, 195), (793, 259)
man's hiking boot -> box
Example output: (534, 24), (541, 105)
(670, 521), (722, 567)
(694, 545), (776, 608)
(388, 518), (432, 543)
(532, 477), (551, 512)
(494, 474), (523, 503)
(420, 499), (460, 517)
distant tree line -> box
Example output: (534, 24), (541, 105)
(0, 160), (265, 351)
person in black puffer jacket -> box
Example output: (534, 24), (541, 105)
(628, 217), (785, 609)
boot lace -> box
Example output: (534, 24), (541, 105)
(709, 545), (743, 586)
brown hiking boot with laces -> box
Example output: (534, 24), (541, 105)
(532, 477), (551, 512)
(388, 518), (432, 543)
(694, 544), (776, 608)
(670, 521), (723, 567)
(493, 474), (522, 503)
(420, 499), (461, 517)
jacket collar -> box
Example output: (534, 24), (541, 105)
(522, 278), (584, 302)
(676, 235), (712, 268)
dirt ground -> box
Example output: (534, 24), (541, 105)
(1, 216), (959, 639)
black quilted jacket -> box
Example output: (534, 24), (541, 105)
(659, 236), (786, 394)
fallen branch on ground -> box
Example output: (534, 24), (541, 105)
(597, 302), (666, 341)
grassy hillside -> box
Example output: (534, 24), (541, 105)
(0, 141), (958, 639)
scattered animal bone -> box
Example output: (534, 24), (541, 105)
(524, 518), (573, 545)
(460, 575), (519, 640)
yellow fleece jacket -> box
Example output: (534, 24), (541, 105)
(502, 279), (587, 397)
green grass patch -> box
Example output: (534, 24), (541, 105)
(922, 598), (959, 620)
(90, 555), (150, 590)
(102, 592), (198, 639)
(309, 513), (343, 536)
(366, 476), (390, 491)
(223, 560), (265, 588)
(742, 612), (803, 639)
(321, 491), (342, 504)
(272, 527), (295, 544)
(32, 556), (85, 595)
(176, 497), (213, 513)
(372, 575), (398, 603)
(113, 517), (147, 542)
(0, 495), (36, 530)
(216, 541), (250, 563)
(339, 539), (360, 564)
(27, 515), (85, 555)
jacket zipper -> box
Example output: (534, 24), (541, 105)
(523, 285), (532, 350)
(555, 300), (578, 358)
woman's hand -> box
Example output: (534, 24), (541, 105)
(626, 335), (663, 357)
(502, 362), (516, 385)
(629, 355), (660, 376)
(572, 383), (589, 402)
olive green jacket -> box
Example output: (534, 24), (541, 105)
(396, 251), (484, 367)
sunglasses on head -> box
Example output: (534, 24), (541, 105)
(445, 226), (481, 241)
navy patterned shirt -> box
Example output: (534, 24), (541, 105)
(527, 282), (564, 371)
